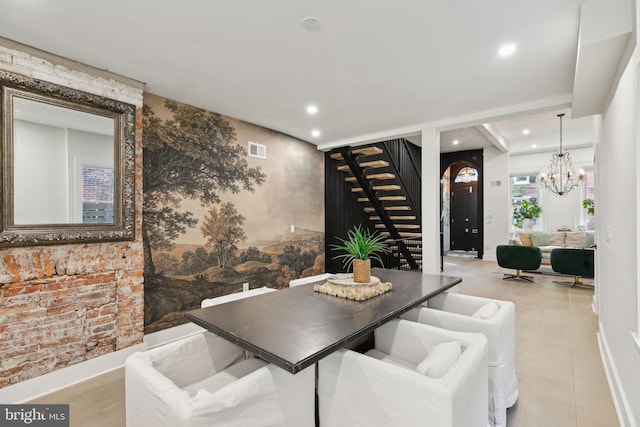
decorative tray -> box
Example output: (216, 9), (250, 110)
(314, 274), (392, 301)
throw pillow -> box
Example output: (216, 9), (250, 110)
(565, 232), (586, 248)
(530, 233), (551, 246)
(416, 341), (462, 379)
(472, 302), (500, 319)
(509, 237), (523, 246)
(517, 233), (532, 246)
(548, 233), (566, 246)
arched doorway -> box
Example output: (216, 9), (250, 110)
(450, 165), (479, 252)
(441, 150), (484, 260)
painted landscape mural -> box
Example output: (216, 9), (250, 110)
(143, 93), (325, 333)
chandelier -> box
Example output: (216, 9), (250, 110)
(539, 113), (585, 196)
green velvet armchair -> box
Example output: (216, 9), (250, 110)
(496, 245), (542, 282)
(550, 248), (595, 287)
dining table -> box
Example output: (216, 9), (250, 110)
(186, 267), (462, 374)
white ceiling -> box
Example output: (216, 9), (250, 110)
(0, 0), (604, 153)
(440, 108), (595, 155)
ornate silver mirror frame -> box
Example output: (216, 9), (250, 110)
(0, 70), (136, 246)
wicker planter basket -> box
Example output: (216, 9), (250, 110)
(353, 259), (371, 283)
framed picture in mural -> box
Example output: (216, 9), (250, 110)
(142, 94), (325, 333)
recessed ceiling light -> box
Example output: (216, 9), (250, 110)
(531, 144), (537, 148)
(452, 140), (459, 145)
(311, 129), (321, 137)
(306, 105), (318, 114)
(499, 43), (517, 56)
(522, 129), (530, 135)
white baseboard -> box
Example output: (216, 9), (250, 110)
(483, 255), (497, 262)
(0, 323), (205, 404)
(597, 326), (638, 427)
(0, 343), (145, 404)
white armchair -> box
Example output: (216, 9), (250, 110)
(400, 292), (518, 427)
(125, 332), (315, 427)
(318, 319), (488, 427)
(200, 286), (276, 308)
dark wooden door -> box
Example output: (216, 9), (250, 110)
(450, 181), (478, 251)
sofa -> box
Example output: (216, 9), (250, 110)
(509, 231), (595, 265)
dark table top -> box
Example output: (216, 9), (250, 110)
(186, 268), (461, 374)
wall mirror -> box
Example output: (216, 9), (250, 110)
(0, 70), (136, 246)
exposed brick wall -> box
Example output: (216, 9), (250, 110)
(0, 42), (144, 388)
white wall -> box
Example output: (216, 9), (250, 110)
(509, 147), (594, 232)
(14, 120), (69, 224)
(422, 125), (441, 274)
(483, 146), (510, 261)
(596, 9), (640, 424)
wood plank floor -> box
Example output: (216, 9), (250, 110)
(28, 256), (619, 427)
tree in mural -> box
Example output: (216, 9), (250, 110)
(201, 202), (247, 269)
(278, 245), (319, 277)
(142, 101), (266, 276)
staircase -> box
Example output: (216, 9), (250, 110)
(329, 143), (422, 271)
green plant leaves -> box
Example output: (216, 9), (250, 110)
(330, 225), (391, 269)
(513, 200), (542, 229)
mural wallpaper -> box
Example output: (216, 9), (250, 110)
(143, 93), (325, 333)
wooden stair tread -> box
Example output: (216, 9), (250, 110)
(371, 215), (416, 221)
(373, 185), (401, 191)
(383, 205), (411, 210)
(359, 160), (389, 168)
(329, 146), (384, 160)
(381, 231), (423, 238)
(351, 185), (401, 192)
(358, 196), (406, 202)
(337, 160), (389, 172)
(364, 206), (411, 212)
(379, 195), (406, 201)
(374, 224), (420, 229)
(345, 173), (395, 183)
(366, 173), (396, 180)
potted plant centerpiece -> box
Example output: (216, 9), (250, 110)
(513, 200), (542, 230)
(331, 225), (390, 283)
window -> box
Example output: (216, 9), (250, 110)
(453, 167), (478, 183)
(582, 169), (595, 231)
(82, 165), (114, 223)
(511, 175), (538, 227)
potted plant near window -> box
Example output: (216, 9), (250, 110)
(513, 200), (542, 230)
(582, 198), (594, 215)
(331, 225), (390, 283)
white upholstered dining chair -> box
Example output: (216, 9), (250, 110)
(401, 292), (518, 427)
(200, 286), (276, 308)
(125, 331), (315, 427)
(288, 273), (331, 287)
(318, 318), (488, 427)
